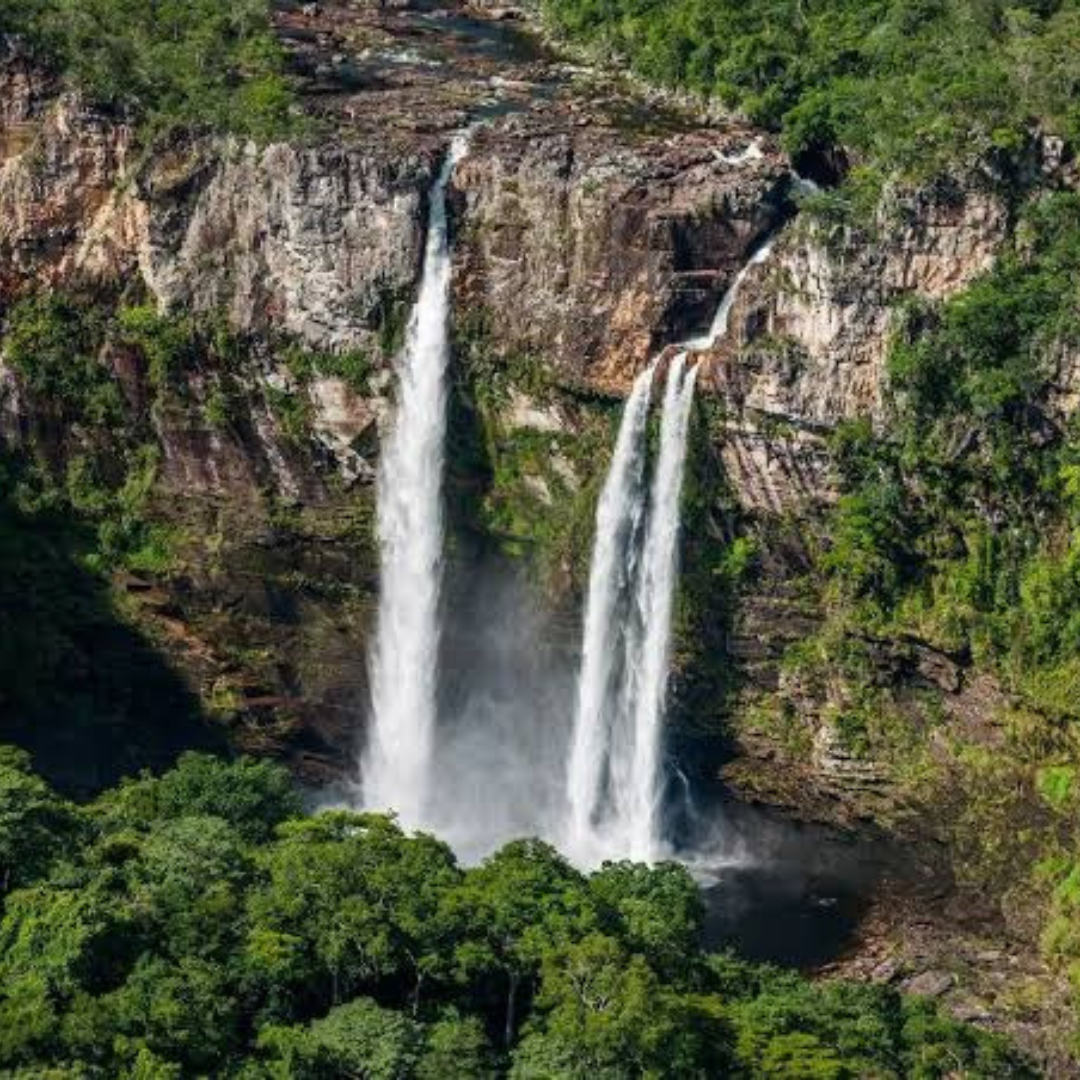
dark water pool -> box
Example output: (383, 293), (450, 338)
(678, 798), (897, 969)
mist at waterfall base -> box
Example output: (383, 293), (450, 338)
(360, 549), (889, 971)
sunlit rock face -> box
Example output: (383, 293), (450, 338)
(688, 178), (1012, 514)
(0, 85), (433, 352)
(454, 121), (790, 392)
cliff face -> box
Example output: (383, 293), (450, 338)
(454, 120), (789, 389)
(0, 63), (433, 351)
(694, 180), (1012, 513)
(0, 3), (1036, 802)
(0, 4), (793, 786)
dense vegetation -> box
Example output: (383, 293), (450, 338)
(0, 749), (1033, 1077)
(0, 0), (294, 139)
(542, 0), (1080, 186)
(824, 191), (1080, 692)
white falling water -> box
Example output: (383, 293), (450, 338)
(565, 365), (655, 861)
(566, 237), (774, 865)
(684, 238), (776, 351)
(620, 355), (699, 863)
(362, 133), (470, 829)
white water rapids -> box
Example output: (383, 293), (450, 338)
(362, 133), (471, 829)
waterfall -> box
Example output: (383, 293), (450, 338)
(566, 236), (773, 865)
(619, 355), (699, 863)
(564, 365), (655, 860)
(684, 238), (776, 351)
(362, 133), (470, 829)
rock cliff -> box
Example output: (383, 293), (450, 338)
(0, 0), (1033, 806)
(0, 2), (793, 786)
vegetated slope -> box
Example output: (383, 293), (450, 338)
(0, 0), (295, 140)
(542, 0), (1080, 186)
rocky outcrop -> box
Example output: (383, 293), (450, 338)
(717, 180), (1009, 424)
(454, 120), (790, 390)
(137, 141), (433, 350)
(697, 179), (1011, 512)
(0, 81), (434, 352)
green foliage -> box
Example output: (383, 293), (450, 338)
(115, 306), (197, 392)
(803, 190), (1080, 1040)
(0, 748), (80, 896)
(3, 295), (121, 427)
(92, 751), (300, 843)
(2, 296), (174, 573)
(1036, 765), (1077, 811)
(266, 383), (314, 444)
(542, 0), (1080, 180)
(817, 193), (1080, 701)
(512, 934), (730, 1078)
(0, 291), (280, 575)
(0, 750), (1029, 1077)
(8, 0), (296, 141)
(261, 996), (425, 1079)
(452, 321), (614, 589)
(588, 860), (703, 980)
(282, 343), (374, 395)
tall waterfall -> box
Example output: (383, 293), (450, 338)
(566, 238), (773, 864)
(619, 355), (699, 863)
(362, 133), (470, 829)
(565, 365), (656, 859)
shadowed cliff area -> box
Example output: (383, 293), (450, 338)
(0, 453), (221, 795)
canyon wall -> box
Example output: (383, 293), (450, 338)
(0, 9), (1062, 814)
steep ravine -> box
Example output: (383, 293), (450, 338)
(1, 0), (1075, 1069)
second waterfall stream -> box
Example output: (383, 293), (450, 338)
(566, 238), (776, 866)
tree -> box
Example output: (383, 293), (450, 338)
(259, 997), (424, 1080)
(35, 0), (296, 140)
(0, 746), (80, 895)
(110, 955), (240, 1072)
(249, 812), (461, 1012)
(512, 933), (730, 1078)
(92, 752), (300, 844)
(451, 840), (597, 1047)
(588, 860), (703, 982)
(122, 814), (256, 961)
(416, 1010), (495, 1080)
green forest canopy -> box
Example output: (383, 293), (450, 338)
(0, 749), (1032, 1077)
(541, 0), (1080, 182)
(0, 0), (294, 140)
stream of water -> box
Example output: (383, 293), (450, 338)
(362, 132), (471, 829)
(564, 238), (777, 866)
